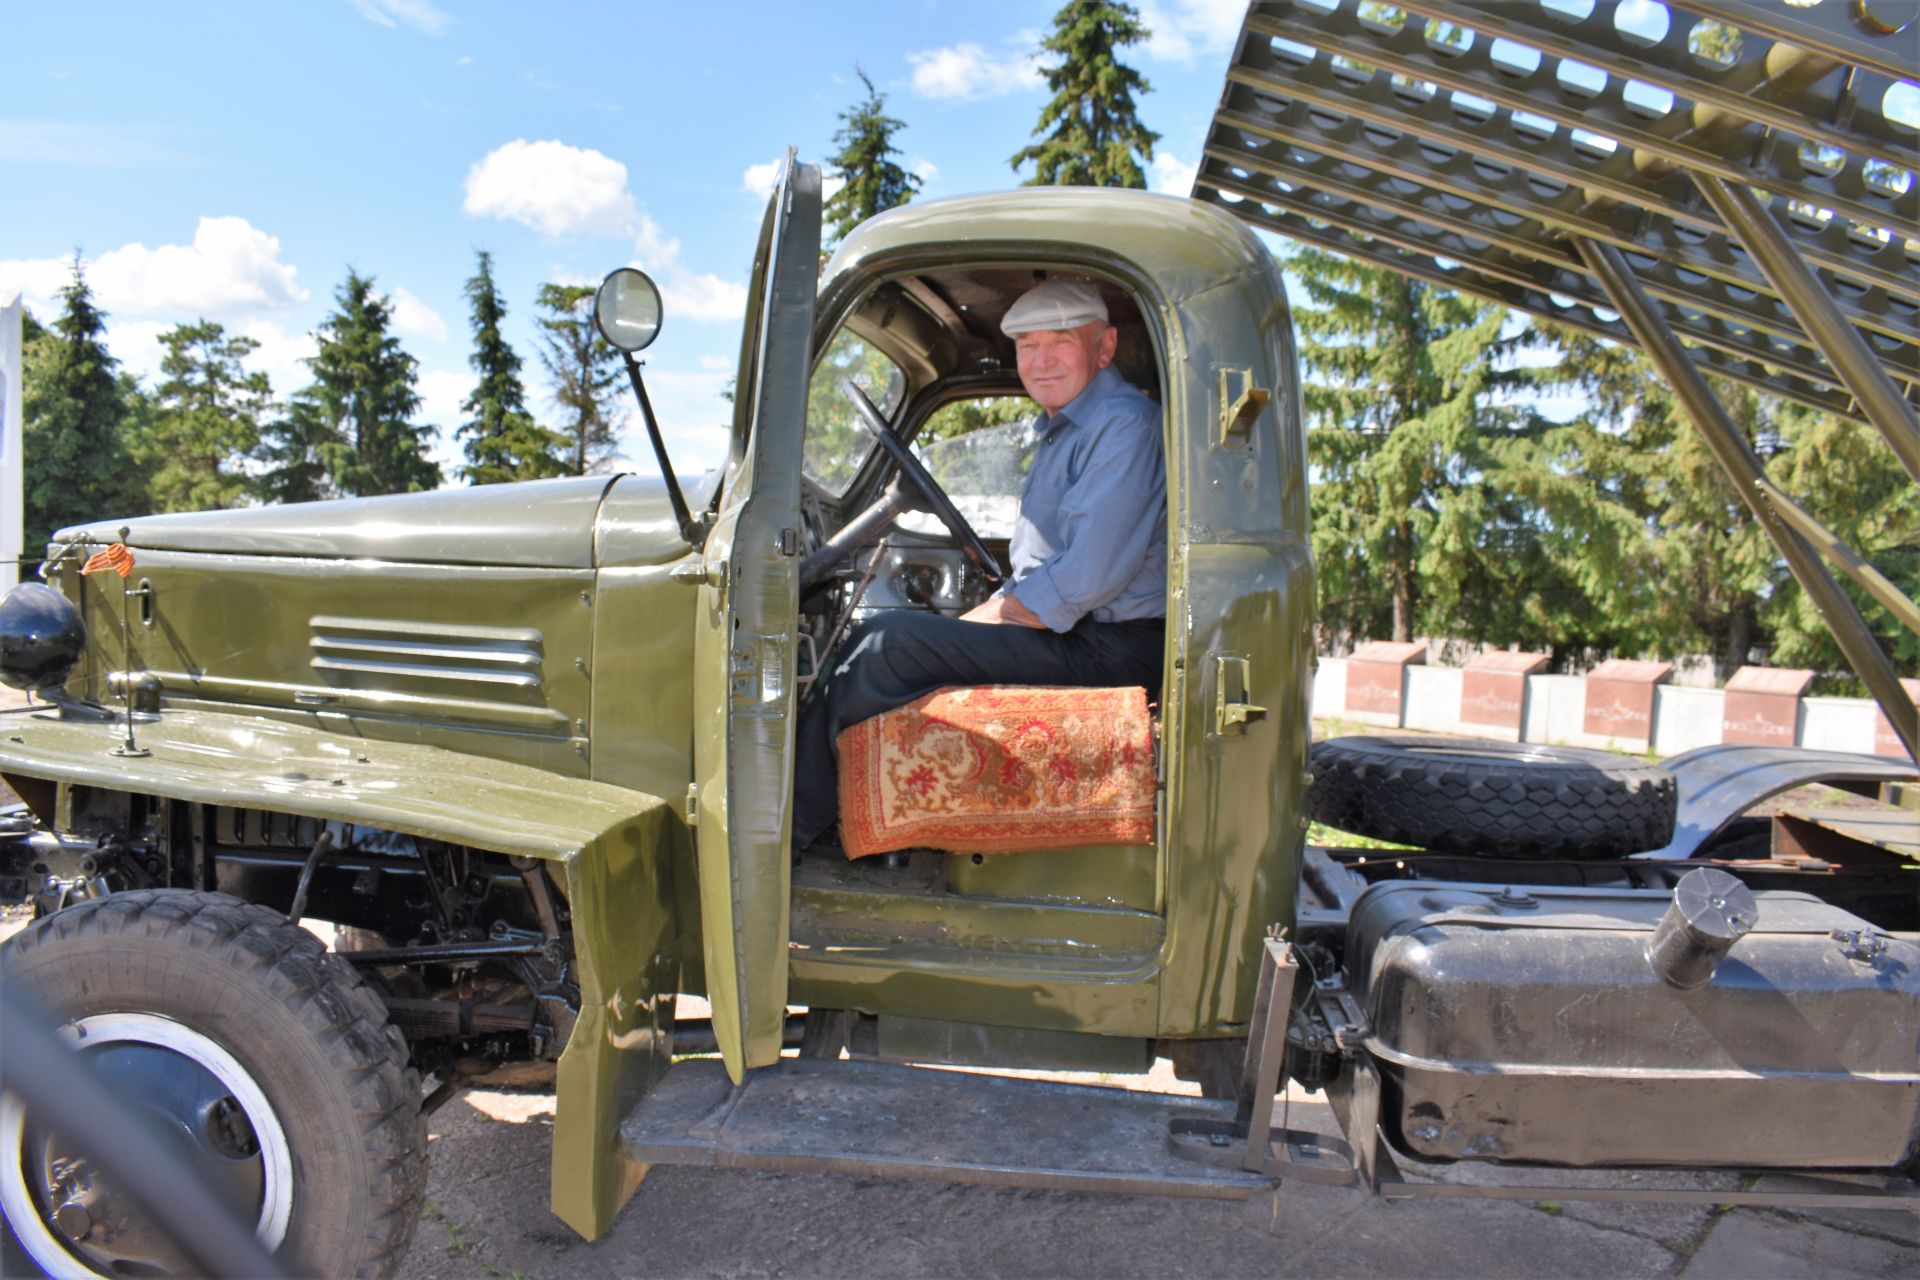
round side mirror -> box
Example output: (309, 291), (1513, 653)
(593, 268), (664, 353)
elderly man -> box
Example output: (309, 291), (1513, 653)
(791, 278), (1167, 851)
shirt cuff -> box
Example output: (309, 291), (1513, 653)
(1010, 569), (1080, 633)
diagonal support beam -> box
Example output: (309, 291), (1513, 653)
(1694, 173), (1920, 489)
(1576, 236), (1919, 762)
(1752, 478), (1920, 640)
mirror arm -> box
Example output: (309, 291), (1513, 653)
(621, 352), (705, 548)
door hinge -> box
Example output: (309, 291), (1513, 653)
(671, 560), (727, 588)
(778, 527), (799, 556)
(684, 783), (700, 826)
(1212, 652), (1268, 737)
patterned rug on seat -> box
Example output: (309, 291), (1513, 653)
(837, 685), (1156, 858)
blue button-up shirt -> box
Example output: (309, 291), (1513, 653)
(1006, 364), (1167, 632)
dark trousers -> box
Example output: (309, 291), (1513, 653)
(791, 610), (1165, 848)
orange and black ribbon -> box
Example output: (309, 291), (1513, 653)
(80, 543), (136, 579)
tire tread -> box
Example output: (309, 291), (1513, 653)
(1, 890), (426, 1279)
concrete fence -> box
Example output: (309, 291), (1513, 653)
(1314, 641), (1917, 760)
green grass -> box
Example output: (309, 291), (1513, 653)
(1306, 821), (1419, 851)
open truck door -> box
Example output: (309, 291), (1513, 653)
(692, 151), (822, 1081)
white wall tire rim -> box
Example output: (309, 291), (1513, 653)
(1, 1011), (295, 1279)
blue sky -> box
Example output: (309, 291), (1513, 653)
(1, 0), (1248, 477)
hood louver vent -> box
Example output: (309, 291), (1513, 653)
(308, 616), (546, 694)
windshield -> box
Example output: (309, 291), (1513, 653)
(899, 412), (1038, 540)
(803, 328), (906, 494)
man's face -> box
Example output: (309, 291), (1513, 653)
(1014, 322), (1118, 413)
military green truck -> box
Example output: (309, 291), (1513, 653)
(4, 2), (1920, 1270)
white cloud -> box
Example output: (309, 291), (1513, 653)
(908, 42), (1041, 101)
(237, 321), (319, 398)
(463, 139), (639, 238)
(416, 366), (468, 427)
(658, 271), (749, 325)
(911, 157), (940, 183)
(630, 212), (681, 271)
(0, 216), (306, 321)
(348, 0), (451, 36)
(388, 285), (447, 340)
(466, 140), (748, 324)
(698, 354), (732, 372)
(1150, 150), (1198, 195)
(821, 172), (847, 204)
(742, 160), (780, 199)
(1138, 0), (1246, 64)
(455, 54), (474, 66)
(0, 258), (71, 316)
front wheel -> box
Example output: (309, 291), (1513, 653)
(0, 890), (427, 1279)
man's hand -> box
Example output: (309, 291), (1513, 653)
(961, 593), (1048, 628)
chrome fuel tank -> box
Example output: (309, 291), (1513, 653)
(1343, 882), (1920, 1170)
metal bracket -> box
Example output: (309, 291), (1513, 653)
(1215, 366), (1270, 449)
(1211, 653), (1267, 737)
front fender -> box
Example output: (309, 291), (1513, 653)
(0, 706), (682, 1240)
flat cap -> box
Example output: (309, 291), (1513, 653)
(1000, 279), (1109, 335)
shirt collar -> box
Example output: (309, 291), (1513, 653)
(1037, 364), (1122, 440)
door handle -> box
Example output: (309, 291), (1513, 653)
(1212, 653), (1266, 737)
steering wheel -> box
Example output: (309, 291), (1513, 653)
(840, 377), (1003, 587)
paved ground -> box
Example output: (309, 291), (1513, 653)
(395, 1080), (1918, 1280)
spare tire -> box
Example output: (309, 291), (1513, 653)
(1309, 735), (1677, 860)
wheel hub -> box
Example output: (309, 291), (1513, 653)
(2, 1012), (292, 1278)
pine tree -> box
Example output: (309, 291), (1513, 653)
(1756, 400), (1920, 683)
(533, 283), (623, 475)
(824, 69), (923, 243)
(135, 320), (271, 512)
(1544, 338), (1920, 683)
(1292, 248), (1561, 649)
(21, 258), (142, 553)
(262, 270), (440, 500)
(458, 251), (567, 485)
(1009, 1), (1160, 189)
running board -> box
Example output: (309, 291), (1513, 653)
(619, 1056), (1275, 1200)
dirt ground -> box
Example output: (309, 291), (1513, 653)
(395, 1078), (1919, 1280)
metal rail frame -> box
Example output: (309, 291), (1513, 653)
(1198, 0), (1920, 753)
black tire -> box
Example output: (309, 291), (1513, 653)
(1309, 735), (1677, 860)
(0, 890), (426, 1279)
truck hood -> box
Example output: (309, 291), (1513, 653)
(69, 475), (691, 570)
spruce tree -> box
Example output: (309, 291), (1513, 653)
(1293, 248), (1562, 650)
(533, 283), (622, 475)
(458, 251), (567, 485)
(1539, 332), (1920, 681)
(136, 320), (271, 512)
(262, 270), (440, 499)
(824, 69), (923, 243)
(1009, 0), (1159, 189)
(21, 258), (141, 553)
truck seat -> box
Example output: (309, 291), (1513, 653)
(836, 685), (1156, 858)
